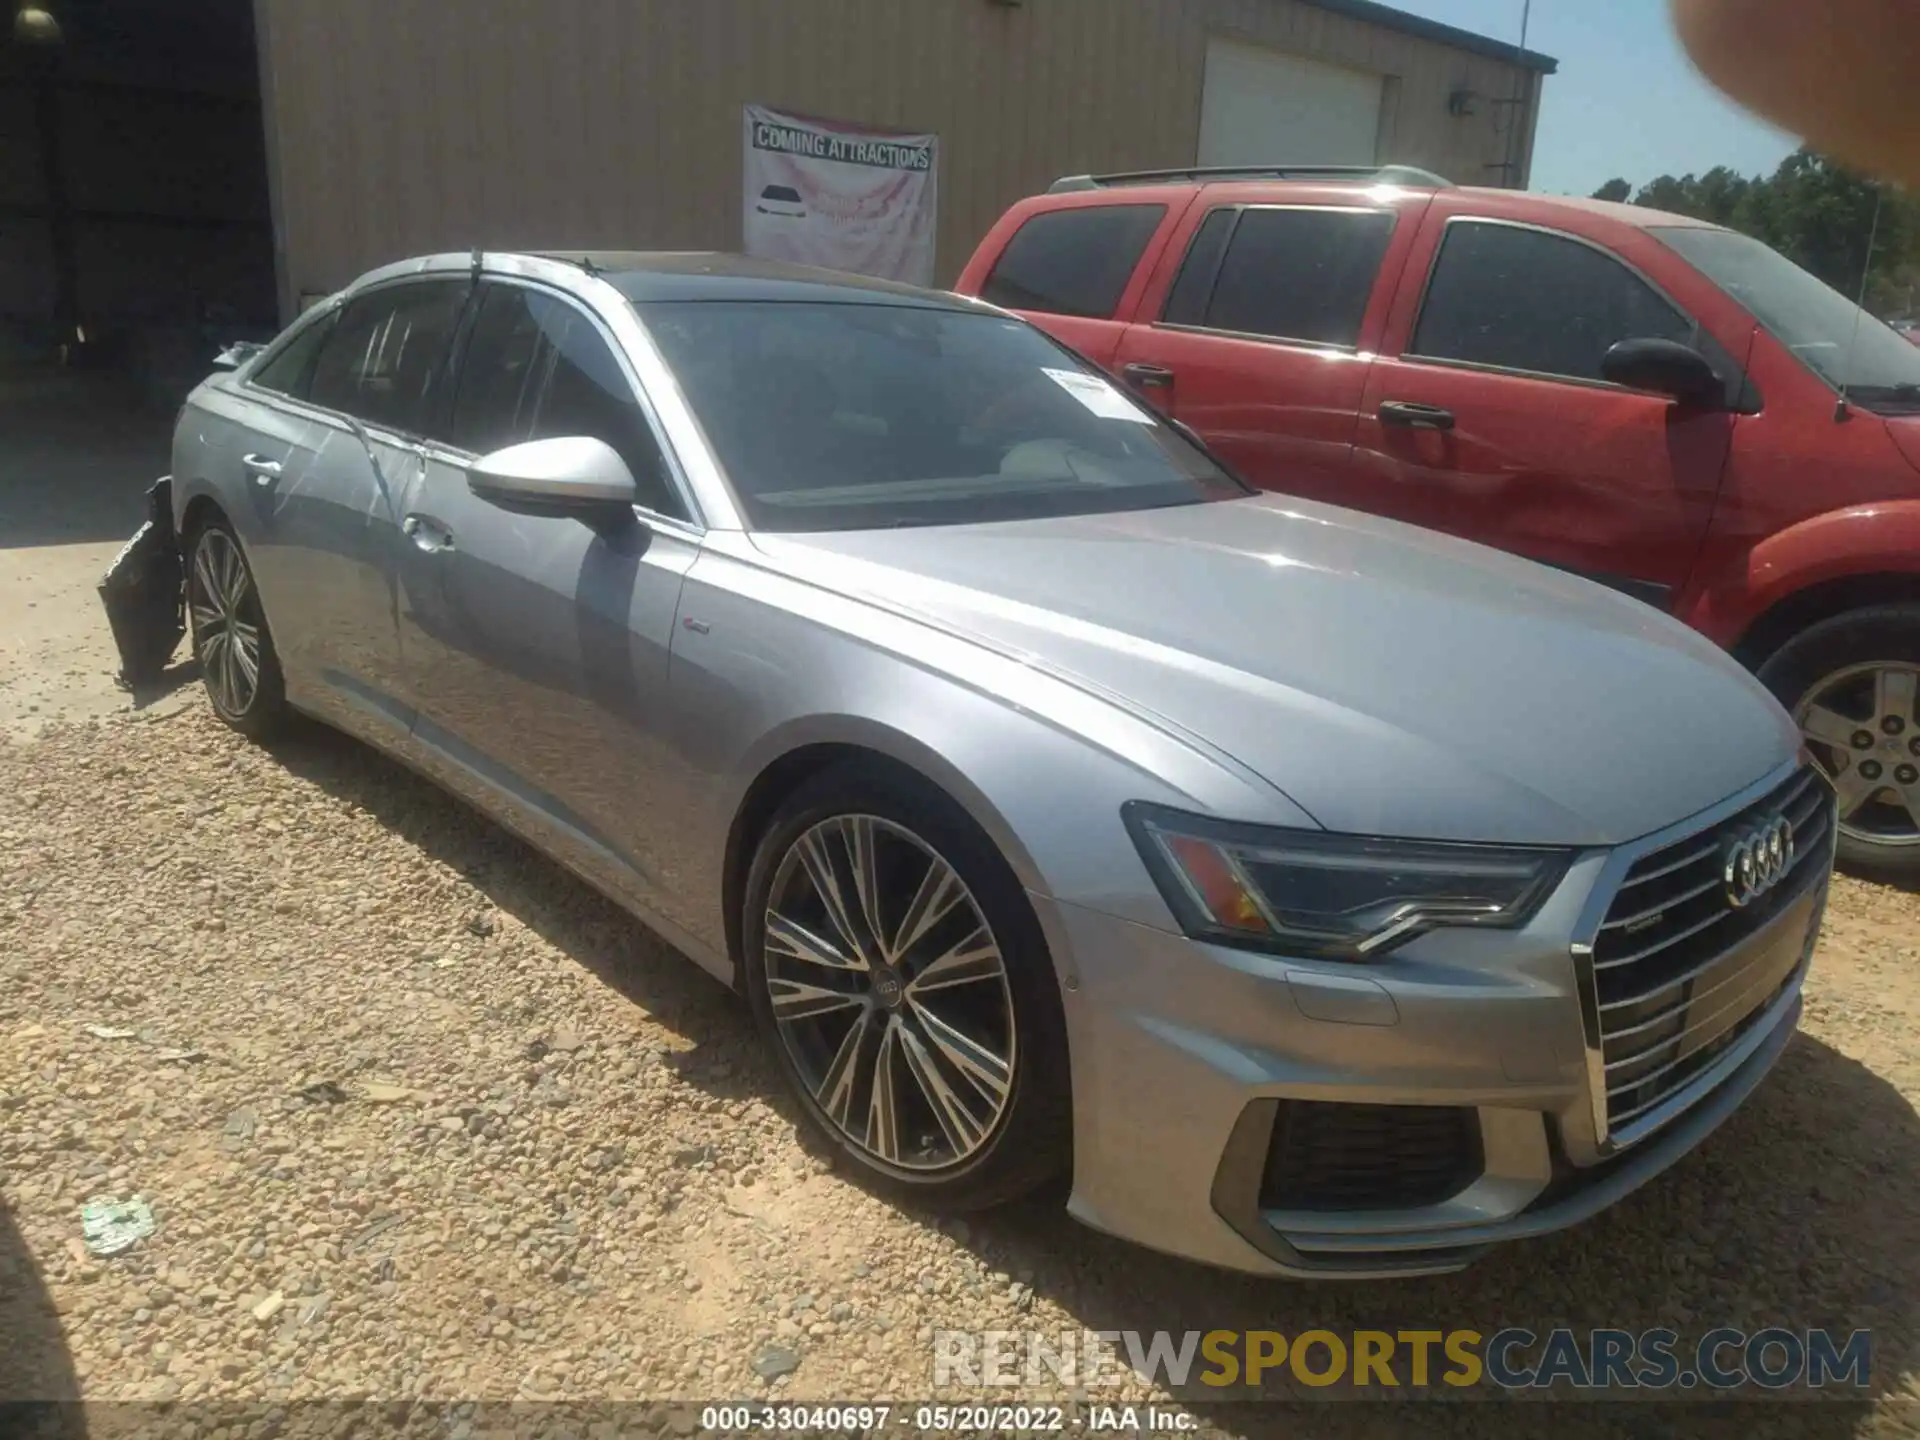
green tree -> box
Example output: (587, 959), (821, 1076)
(1591, 178), (1632, 203)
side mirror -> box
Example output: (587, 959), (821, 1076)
(1601, 338), (1724, 407)
(466, 436), (637, 526)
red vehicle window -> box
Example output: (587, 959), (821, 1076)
(980, 205), (1167, 320)
(1409, 221), (1696, 380)
(1165, 205), (1397, 349)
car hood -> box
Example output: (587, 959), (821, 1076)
(751, 495), (1801, 846)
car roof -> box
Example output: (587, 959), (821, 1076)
(536, 251), (981, 308)
(1037, 173), (1728, 233)
(1466, 190), (1726, 230)
(342, 250), (988, 312)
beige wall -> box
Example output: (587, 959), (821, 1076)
(257, 0), (1543, 316)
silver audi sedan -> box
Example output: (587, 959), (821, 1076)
(164, 251), (1835, 1278)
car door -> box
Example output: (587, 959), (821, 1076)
(398, 278), (702, 916)
(1351, 214), (1739, 606)
(241, 278), (469, 729)
(1109, 192), (1421, 503)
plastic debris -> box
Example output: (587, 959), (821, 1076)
(350, 1214), (403, 1252)
(752, 1345), (802, 1381)
(299, 1080), (348, 1105)
(356, 1081), (424, 1105)
(81, 1196), (156, 1256)
(251, 1290), (285, 1324)
(83, 1024), (138, 1041)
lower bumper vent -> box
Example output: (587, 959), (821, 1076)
(1259, 1101), (1482, 1213)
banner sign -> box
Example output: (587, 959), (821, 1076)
(742, 105), (939, 287)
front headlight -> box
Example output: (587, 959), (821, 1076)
(1123, 803), (1570, 961)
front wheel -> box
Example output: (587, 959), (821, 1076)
(740, 764), (1072, 1211)
(1758, 603), (1920, 885)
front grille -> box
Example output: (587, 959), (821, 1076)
(1260, 1101), (1483, 1212)
(1587, 767), (1832, 1143)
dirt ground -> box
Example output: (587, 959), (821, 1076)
(0, 373), (196, 739)
(1, 386), (1917, 1438)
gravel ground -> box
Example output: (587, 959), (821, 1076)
(2, 703), (1918, 1438)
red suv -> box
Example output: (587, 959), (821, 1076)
(958, 164), (1920, 882)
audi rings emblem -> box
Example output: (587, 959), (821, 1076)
(1722, 815), (1794, 908)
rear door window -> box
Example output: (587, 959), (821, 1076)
(979, 204), (1166, 319)
(1167, 206), (1395, 347)
(449, 282), (682, 518)
(307, 279), (468, 434)
(1410, 220), (1696, 381)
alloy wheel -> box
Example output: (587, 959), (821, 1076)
(189, 529), (263, 720)
(1797, 661), (1920, 849)
(761, 814), (1017, 1172)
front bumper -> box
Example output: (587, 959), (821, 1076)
(1036, 762), (1831, 1280)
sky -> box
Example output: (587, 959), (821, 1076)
(1385, 0), (1800, 196)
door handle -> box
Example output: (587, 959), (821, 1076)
(402, 514), (455, 553)
(1121, 362), (1175, 390)
(242, 453), (284, 484)
(1377, 401), (1456, 432)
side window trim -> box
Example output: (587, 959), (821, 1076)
(1399, 215), (1755, 408)
(1151, 203), (1394, 353)
(437, 276), (706, 530)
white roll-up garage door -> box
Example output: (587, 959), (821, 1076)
(1197, 37), (1383, 168)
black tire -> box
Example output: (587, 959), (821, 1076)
(741, 761), (1072, 1211)
(1756, 603), (1920, 886)
(184, 514), (289, 740)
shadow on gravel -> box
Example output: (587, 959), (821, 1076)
(0, 1197), (86, 1439)
(255, 724), (1914, 1439)
(263, 721), (758, 1062)
(127, 657), (200, 712)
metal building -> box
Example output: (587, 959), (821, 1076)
(3, 0), (1554, 372)
(256, 0), (1554, 318)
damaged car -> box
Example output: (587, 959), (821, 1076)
(117, 250), (1835, 1277)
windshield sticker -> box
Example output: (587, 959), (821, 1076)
(1042, 367), (1155, 423)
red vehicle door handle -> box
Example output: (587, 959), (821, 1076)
(1378, 400), (1456, 431)
(1121, 362), (1175, 390)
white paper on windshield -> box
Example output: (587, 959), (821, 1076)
(1042, 367), (1155, 423)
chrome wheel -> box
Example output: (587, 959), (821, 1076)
(1797, 661), (1920, 849)
(762, 814), (1017, 1172)
(188, 528), (263, 719)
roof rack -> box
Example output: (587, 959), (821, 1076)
(1047, 164), (1454, 193)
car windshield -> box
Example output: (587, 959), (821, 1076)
(637, 300), (1246, 531)
(1653, 225), (1920, 412)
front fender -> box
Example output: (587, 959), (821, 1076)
(727, 711), (1058, 902)
(668, 540), (1318, 957)
(1679, 500), (1920, 646)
